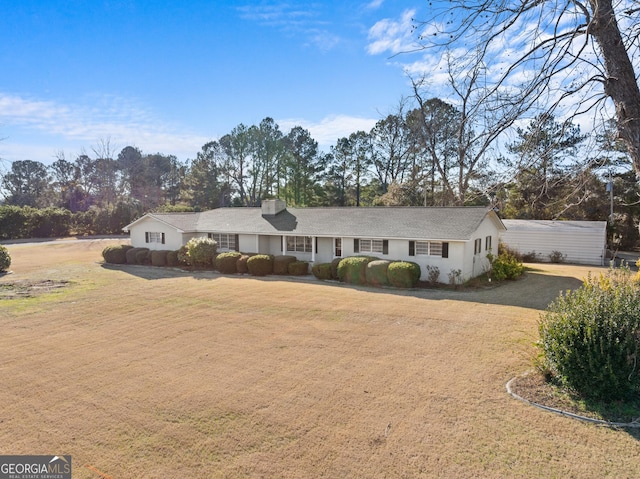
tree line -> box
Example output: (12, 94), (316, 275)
(1, 98), (639, 247)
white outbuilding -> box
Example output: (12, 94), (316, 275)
(500, 219), (607, 266)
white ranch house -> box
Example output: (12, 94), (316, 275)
(123, 199), (506, 283)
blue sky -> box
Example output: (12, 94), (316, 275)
(0, 0), (426, 165)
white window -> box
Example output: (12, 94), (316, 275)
(485, 235), (492, 251)
(208, 233), (236, 250)
(359, 239), (384, 253)
(146, 232), (165, 244)
(415, 241), (442, 256)
(287, 236), (312, 253)
(335, 238), (342, 257)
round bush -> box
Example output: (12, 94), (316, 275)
(366, 260), (391, 287)
(215, 252), (242, 274)
(387, 261), (421, 288)
(288, 261), (309, 276)
(151, 250), (170, 266)
(135, 249), (150, 265)
(312, 263), (332, 280)
(126, 247), (149, 265)
(166, 250), (180, 267)
(186, 237), (218, 267)
(247, 254), (274, 276)
(337, 257), (372, 285)
(538, 269), (640, 400)
(274, 255), (297, 275)
(101, 244), (132, 264)
(0, 245), (11, 272)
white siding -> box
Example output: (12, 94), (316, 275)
(128, 217), (184, 250)
(500, 220), (606, 266)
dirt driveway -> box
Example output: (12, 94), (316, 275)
(1, 240), (636, 479)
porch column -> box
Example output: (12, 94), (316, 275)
(255, 236), (260, 253)
(282, 235), (286, 254)
(311, 236), (316, 263)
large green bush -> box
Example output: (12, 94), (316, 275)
(387, 261), (421, 288)
(101, 244), (133, 264)
(312, 263), (332, 280)
(0, 245), (11, 272)
(366, 260), (391, 287)
(337, 257), (372, 285)
(538, 269), (640, 400)
(185, 237), (218, 267)
(216, 252), (242, 274)
(247, 254), (274, 276)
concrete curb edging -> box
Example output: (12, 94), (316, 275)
(506, 371), (640, 428)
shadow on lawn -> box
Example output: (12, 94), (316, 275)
(102, 263), (584, 311)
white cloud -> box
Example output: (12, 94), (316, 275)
(0, 93), (209, 163)
(365, 0), (385, 10)
(278, 114), (379, 150)
(367, 9), (417, 56)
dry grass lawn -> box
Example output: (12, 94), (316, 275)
(0, 239), (639, 478)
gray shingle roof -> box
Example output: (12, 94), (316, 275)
(143, 206), (503, 241)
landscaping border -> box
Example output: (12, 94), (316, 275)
(506, 371), (640, 428)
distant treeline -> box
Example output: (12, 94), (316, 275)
(0, 203), (145, 240)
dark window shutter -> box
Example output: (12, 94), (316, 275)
(235, 234), (239, 251)
(315, 237), (318, 254)
(161, 233), (165, 244)
(280, 236), (283, 252)
(145, 232), (149, 243)
(354, 239), (359, 253)
(442, 242), (449, 258)
(409, 241), (415, 256)
(383, 239), (389, 255)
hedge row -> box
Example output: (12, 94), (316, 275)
(102, 245), (309, 277)
(313, 256), (421, 288)
(0, 203), (143, 239)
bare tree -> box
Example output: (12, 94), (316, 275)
(415, 0), (640, 177)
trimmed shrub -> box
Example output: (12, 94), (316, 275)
(135, 249), (150, 265)
(0, 245), (11, 272)
(166, 250), (180, 267)
(247, 254), (274, 276)
(101, 244), (132, 264)
(126, 247), (149, 265)
(538, 268), (640, 400)
(330, 257), (342, 280)
(387, 261), (421, 288)
(215, 252), (242, 274)
(549, 250), (566, 263)
(236, 254), (253, 274)
(151, 250), (170, 266)
(312, 263), (332, 280)
(288, 261), (309, 276)
(274, 255), (297, 275)
(366, 260), (391, 287)
(185, 237), (218, 267)
(337, 257), (372, 285)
